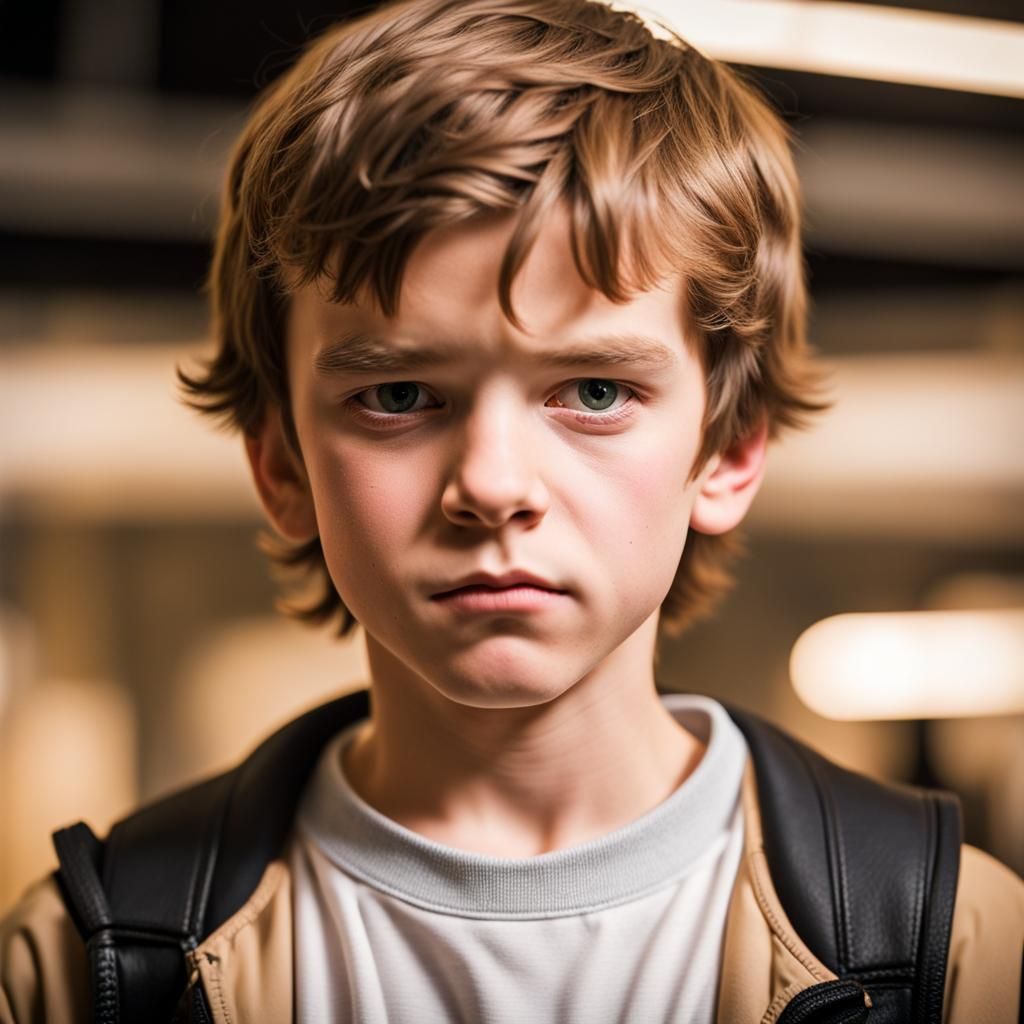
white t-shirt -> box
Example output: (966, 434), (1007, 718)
(288, 693), (748, 1024)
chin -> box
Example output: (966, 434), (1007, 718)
(431, 655), (577, 711)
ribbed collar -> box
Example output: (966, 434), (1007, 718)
(296, 693), (747, 919)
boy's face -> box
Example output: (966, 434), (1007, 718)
(252, 207), (759, 710)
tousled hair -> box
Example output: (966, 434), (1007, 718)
(180, 0), (833, 638)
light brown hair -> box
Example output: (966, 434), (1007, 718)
(180, 0), (833, 638)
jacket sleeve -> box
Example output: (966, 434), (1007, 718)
(943, 843), (1024, 1024)
(0, 874), (90, 1024)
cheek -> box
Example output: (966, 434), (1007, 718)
(577, 430), (696, 541)
(566, 432), (697, 608)
(306, 441), (434, 572)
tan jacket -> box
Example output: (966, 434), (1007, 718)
(3, 761), (1023, 1023)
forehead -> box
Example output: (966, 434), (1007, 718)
(287, 208), (692, 374)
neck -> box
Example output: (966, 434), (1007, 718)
(342, 622), (706, 858)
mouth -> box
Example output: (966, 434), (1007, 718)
(430, 582), (568, 612)
(431, 570), (565, 599)
(436, 583), (559, 597)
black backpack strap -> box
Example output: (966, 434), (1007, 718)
(52, 823), (119, 1023)
(53, 688), (371, 1024)
(53, 771), (234, 1022)
(726, 705), (962, 1024)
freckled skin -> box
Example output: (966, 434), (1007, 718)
(250, 205), (766, 855)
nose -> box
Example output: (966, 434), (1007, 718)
(440, 388), (550, 530)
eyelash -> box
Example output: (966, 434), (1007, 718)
(345, 379), (640, 428)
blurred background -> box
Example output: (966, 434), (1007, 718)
(1, 0), (1022, 914)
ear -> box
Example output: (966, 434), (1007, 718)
(689, 419), (769, 536)
(243, 405), (319, 542)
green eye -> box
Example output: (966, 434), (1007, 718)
(374, 382), (422, 413)
(576, 380), (618, 411)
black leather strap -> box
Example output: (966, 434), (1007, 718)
(53, 823), (119, 1023)
(727, 705), (962, 1024)
(53, 823), (110, 937)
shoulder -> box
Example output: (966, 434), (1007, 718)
(0, 874), (89, 1024)
(943, 844), (1024, 1024)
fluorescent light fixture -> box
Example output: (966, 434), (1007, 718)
(790, 609), (1024, 720)
(0, 342), (259, 519)
(1, 345), (1022, 536)
(752, 352), (1024, 543)
(626, 1), (1024, 98)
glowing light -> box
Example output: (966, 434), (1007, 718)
(2, 347), (1022, 539)
(790, 609), (1024, 720)
(628, 1), (1024, 98)
(0, 343), (257, 519)
(752, 353), (1024, 543)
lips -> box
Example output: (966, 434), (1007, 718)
(432, 570), (564, 597)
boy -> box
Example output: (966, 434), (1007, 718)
(3, 0), (1023, 1021)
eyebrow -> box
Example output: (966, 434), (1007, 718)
(312, 331), (679, 376)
